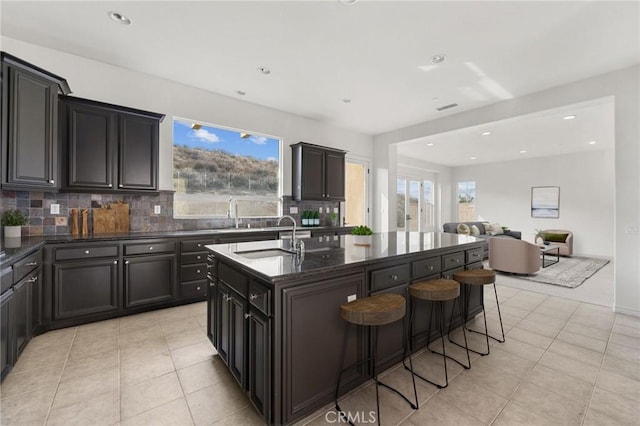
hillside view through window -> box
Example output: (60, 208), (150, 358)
(173, 119), (281, 218)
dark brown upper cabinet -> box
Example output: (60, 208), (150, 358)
(1, 52), (71, 191)
(58, 95), (164, 193)
(291, 142), (346, 201)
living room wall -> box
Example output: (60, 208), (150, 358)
(452, 150), (614, 257)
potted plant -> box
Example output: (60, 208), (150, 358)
(534, 229), (545, 245)
(351, 225), (373, 245)
(329, 212), (338, 227)
(1, 209), (29, 238)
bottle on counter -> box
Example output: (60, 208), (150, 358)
(313, 210), (319, 226)
(302, 211), (308, 227)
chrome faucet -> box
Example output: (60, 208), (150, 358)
(278, 215), (304, 256)
(228, 197), (241, 228)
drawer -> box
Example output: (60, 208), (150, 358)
(249, 281), (271, 316)
(181, 239), (215, 253)
(1, 266), (13, 294)
(412, 257), (441, 279)
(370, 264), (410, 292)
(181, 280), (207, 299)
(466, 247), (484, 264)
(207, 254), (217, 277)
(442, 252), (464, 270)
(181, 264), (207, 282)
(55, 245), (118, 261)
(181, 252), (207, 265)
(218, 263), (248, 296)
(14, 250), (42, 282)
(124, 241), (176, 255)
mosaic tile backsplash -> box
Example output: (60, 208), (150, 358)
(0, 191), (341, 236)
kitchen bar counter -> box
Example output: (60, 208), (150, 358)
(205, 232), (485, 425)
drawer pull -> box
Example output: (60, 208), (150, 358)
(27, 276), (38, 283)
(108, 184), (113, 188)
(113, 260), (118, 265)
(244, 313), (252, 319)
(391, 274), (398, 281)
(85, 250), (90, 254)
(197, 243), (202, 247)
(428, 265), (434, 270)
(196, 269), (201, 274)
(196, 286), (201, 291)
(125, 260), (130, 265)
(210, 282), (215, 288)
(25, 262), (38, 266)
(250, 293), (259, 300)
(49, 179), (55, 184)
(119, 184), (123, 188)
(223, 294), (232, 302)
(196, 255), (201, 260)
(149, 246), (154, 250)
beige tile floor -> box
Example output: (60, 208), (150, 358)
(1, 284), (639, 426)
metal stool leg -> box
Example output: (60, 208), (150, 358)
(449, 284), (490, 356)
(335, 322), (355, 425)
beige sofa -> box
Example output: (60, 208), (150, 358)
(542, 229), (573, 256)
(489, 237), (541, 275)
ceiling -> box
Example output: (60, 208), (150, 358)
(1, 0), (638, 163)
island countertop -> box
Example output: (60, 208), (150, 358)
(205, 231), (482, 282)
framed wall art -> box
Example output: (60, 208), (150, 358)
(531, 186), (560, 218)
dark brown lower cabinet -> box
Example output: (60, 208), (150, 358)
(1, 290), (13, 380)
(53, 259), (119, 319)
(13, 280), (30, 357)
(30, 268), (42, 334)
(124, 254), (177, 308)
(371, 283), (408, 371)
(248, 310), (271, 419)
(216, 282), (247, 386)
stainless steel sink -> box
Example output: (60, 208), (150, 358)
(235, 248), (296, 259)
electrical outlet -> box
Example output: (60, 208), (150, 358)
(333, 207), (339, 214)
(626, 225), (640, 234)
(347, 294), (357, 302)
(318, 207), (323, 213)
(290, 206), (298, 214)
(50, 203), (60, 214)
(154, 205), (161, 215)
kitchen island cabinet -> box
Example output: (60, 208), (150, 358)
(206, 232), (484, 424)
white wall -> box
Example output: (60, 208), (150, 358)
(374, 65), (640, 317)
(1, 36), (374, 192)
(452, 150), (615, 257)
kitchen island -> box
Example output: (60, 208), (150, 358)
(205, 232), (485, 425)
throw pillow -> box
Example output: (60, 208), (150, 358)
(544, 232), (569, 243)
(470, 225), (481, 236)
(456, 223), (471, 235)
(482, 222), (491, 234)
(486, 222), (504, 236)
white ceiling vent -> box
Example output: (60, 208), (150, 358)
(436, 103), (459, 111)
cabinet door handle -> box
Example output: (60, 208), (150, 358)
(125, 260), (130, 265)
(209, 282), (215, 288)
(196, 255), (201, 260)
(27, 276), (38, 283)
(108, 184), (113, 188)
(49, 179), (55, 184)
(196, 269), (201, 274)
(26, 262), (38, 266)
(244, 313), (251, 320)
(113, 260), (118, 265)
(428, 265), (434, 271)
(149, 246), (154, 250)
(223, 294), (232, 302)
(391, 274), (398, 281)
(196, 286), (201, 291)
(119, 184), (123, 188)
(249, 293), (259, 300)
(197, 243), (202, 247)
(85, 250), (90, 254)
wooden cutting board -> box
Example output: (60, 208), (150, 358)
(93, 201), (130, 234)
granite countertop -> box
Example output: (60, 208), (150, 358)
(0, 226), (352, 266)
(206, 232), (483, 283)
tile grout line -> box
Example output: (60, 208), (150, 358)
(42, 326), (78, 426)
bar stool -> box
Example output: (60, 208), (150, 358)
(451, 269), (505, 356)
(404, 279), (470, 389)
(335, 293), (418, 425)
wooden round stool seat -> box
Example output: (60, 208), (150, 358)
(453, 269), (496, 286)
(409, 279), (459, 302)
(340, 293), (406, 326)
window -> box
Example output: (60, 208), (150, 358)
(457, 181), (476, 221)
(173, 118), (282, 218)
(397, 176), (435, 231)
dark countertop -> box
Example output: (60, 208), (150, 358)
(0, 226), (352, 266)
(206, 232), (483, 283)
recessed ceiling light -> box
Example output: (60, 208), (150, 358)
(342, 98), (352, 103)
(431, 54), (446, 64)
(108, 11), (131, 25)
(470, 156), (476, 160)
(426, 143), (434, 147)
(236, 90), (246, 96)
(339, 0), (358, 4)
(481, 131), (491, 136)
(519, 150), (527, 154)
(588, 140), (597, 145)
(257, 67), (271, 75)
(563, 115), (576, 120)
(432, 97), (439, 102)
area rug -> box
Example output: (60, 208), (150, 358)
(508, 256), (610, 288)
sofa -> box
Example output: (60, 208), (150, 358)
(443, 222), (522, 258)
(489, 237), (541, 275)
(541, 229), (573, 256)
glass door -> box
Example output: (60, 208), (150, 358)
(344, 159), (369, 226)
(397, 176), (436, 232)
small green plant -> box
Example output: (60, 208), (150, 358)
(534, 229), (545, 238)
(351, 225), (373, 236)
(1, 209), (29, 226)
(329, 212), (337, 220)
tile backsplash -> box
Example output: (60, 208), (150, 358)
(0, 191), (341, 236)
